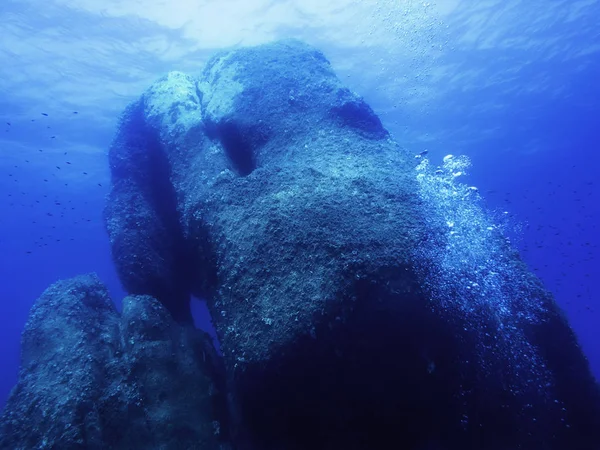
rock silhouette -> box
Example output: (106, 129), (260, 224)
(1, 40), (599, 450)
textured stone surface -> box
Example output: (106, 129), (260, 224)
(0, 274), (228, 450)
(99, 39), (600, 449)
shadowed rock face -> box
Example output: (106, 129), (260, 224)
(0, 274), (229, 450)
(97, 39), (600, 449)
(104, 101), (198, 325)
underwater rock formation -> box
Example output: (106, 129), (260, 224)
(0, 274), (228, 450)
(102, 39), (600, 449)
(2, 39), (598, 450)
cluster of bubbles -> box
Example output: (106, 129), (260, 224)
(413, 154), (553, 403)
(415, 153), (516, 317)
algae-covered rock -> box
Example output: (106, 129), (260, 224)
(0, 274), (228, 450)
(99, 39), (600, 449)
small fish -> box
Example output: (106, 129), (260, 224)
(6, 122), (10, 126)
(50, 136), (56, 139)
(66, 161), (71, 164)
(73, 111), (78, 114)
(419, 150), (429, 156)
(41, 113), (48, 116)
(56, 166), (60, 170)
(83, 172), (88, 175)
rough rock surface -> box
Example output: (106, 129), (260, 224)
(0, 274), (228, 450)
(3, 39), (597, 450)
(102, 39), (600, 449)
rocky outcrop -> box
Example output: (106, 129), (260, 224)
(2, 40), (598, 450)
(103, 39), (600, 449)
(0, 274), (228, 450)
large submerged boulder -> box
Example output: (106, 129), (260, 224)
(0, 274), (228, 450)
(103, 39), (600, 449)
(4, 39), (596, 450)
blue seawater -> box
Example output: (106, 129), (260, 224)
(0, 0), (598, 447)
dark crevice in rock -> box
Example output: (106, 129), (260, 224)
(106, 101), (196, 324)
(330, 88), (388, 139)
(216, 120), (258, 176)
(143, 139), (196, 323)
(204, 117), (269, 177)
